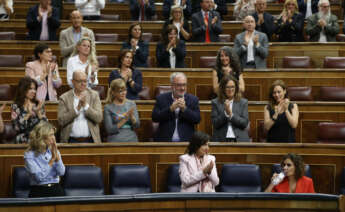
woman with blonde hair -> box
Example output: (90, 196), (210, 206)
(24, 121), (65, 197)
(103, 78), (140, 142)
(0, 0), (13, 20)
(67, 36), (99, 88)
(276, 0), (304, 42)
(162, 5), (191, 41)
(233, 0), (255, 21)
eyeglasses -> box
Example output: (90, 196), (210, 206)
(173, 83), (187, 87)
(320, 5), (330, 8)
(74, 79), (87, 84)
(225, 86), (235, 89)
(118, 89), (127, 93)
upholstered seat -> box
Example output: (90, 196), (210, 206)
(320, 87), (345, 101)
(12, 167), (30, 198)
(219, 34), (231, 42)
(109, 165), (151, 195)
(95, 33), (119, 42)
(199, 56), (216, 68)
(336, 34), (345, 42)
(257, 120), (267, 142)
(63, 165), (104, 196)
(287, 86), (313, 101)
(340, 167), (345, 194)
(323, 57), (345, 68)
(154, 85), (172, 99)
(0, 84), (13, 101)
(166, 164), (181, 192)
(282, 56), (311, 68)
(97, 55), (109, 67)
(272, 164), (312, 178)
(318, 122), (345, 143)
(92, 85), (106, 100)
(0, 122), (16, 144)
(142, 33), (153, 42)
(100, 14), (120, 20)
(0, 32), (15, 40)
(0, 55), (23, 67)
(138, 86), (151, 100)
(219, 164), (261, 192)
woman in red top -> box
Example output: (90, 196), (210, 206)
(265, 153), (315, 193)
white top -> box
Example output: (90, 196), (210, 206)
(66, 55), (99, 88)
(70, 90), (91, 138)
(172, 94), (181, 141)
(305, 0), (312, 18)
(224, 100), (235, 138)
(39, 11), (49, 41)
(169, 47), (176, 68)
(247, 32), (255, 63)
(173, 22), (181, 39)
(319, 30), (327, 42)
(0, 0), (13, 17)
(75, 0), (105, 16)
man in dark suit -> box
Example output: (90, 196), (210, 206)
(191, 0), (223, 42)
(130, 0), (156, 21)
(152, 72), (201, 142)
(163, 0), (192, 20)
(26, 0), (60, 41)
(252, 0), (276, 41)
(192, 0), (227, 20)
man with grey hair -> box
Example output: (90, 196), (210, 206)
(152, 72), (201, 142)
(305, 0), (339, 42)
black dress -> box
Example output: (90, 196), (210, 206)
(266, 103), (296, 142)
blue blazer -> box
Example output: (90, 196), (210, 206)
(129, 0), (156, 20)
(122, 41), (149, 68)
(152, 92), (201, 142)
(26, 4), (60, 41)
(191, 10), (223, 42)
(156, 40), (186, 68)
(253, 12), (276, 41)
(108, 69), (143, 100)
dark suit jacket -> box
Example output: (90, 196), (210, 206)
(276, 13), (305, 42)
(253, 12), (276, 41)
(163, 0), (192, 20)
(26, 4), (60, 41)
(191, 0), (227, 20)
(122, 40), (149, 68)
(152, 92), (201, 142)
(298, 0), (318, 18)
(211, 98), (250, 142)
(108, 69), (143, 100)
(156, 40), (186, 68)
(129, 0), (156, 20)
(306, 13), (339, 42)
(191, 10), (223, 42)
(163, 19), (190, 41)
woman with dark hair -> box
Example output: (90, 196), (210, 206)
(265, 153), (315, 193)
(11, 77), (47, 144)
(108, 49), (143, 100)
(104, 78), (140, 142)
(122, 22), (149, 68)
(25, 43), (61, 101)
(212, 46), (245, 94)
(211, 75), (249, 142)
(156, 24), (186, 68)
(24, 121), (65, 197)
(179, 131), (219, 192)
(264, 80), (299, 142)
(162, 5), (191, 41)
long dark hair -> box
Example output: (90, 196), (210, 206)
(118, 49), (134, 69)
(281, 153), (305, 180)
(128, 22), (142, 42)
(161, 24), (180, 46)
(268, 80), (289, 108)
(218, 75), (241, 103)
(14, 77), (38, 107)
(186, 131), (210, 155)
(215, 46), (242, 81)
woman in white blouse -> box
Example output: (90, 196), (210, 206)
(0, 0), (13, 20)
(67, 36), (99, 88)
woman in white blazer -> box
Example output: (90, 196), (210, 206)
(179, 131), (219, 192)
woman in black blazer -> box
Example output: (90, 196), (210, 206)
(156, 24), (186, 68)
(162, 5), (191, 41)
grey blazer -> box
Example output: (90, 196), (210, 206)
(211, 97), (250, 142)
(234, 30), (269, 69)
(59, 26), (95, 66)
(305, 13), (339, 42)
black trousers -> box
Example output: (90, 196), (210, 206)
(29, 184), (64, 198)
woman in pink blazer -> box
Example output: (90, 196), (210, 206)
(25, 43), (61, 101)
(179, 131), (219, 192)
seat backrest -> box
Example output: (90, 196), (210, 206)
(318, 122), (345, 143)
(100, 14), (120, 20)
(0, 32), (16, 40)
(166, 164), (181, 192)
(0, 122), (16, 144)
(320, 87), (345, 101)
(0, 84), (13, 101)
(272, 164), (312, 178)
(340, 167), (345, 194)
(154, 85), (172, 99)
(138, 86), (151, 100)
(63, 165), (104, 196)
(219, 164), (261, 192)
(199, 56), (216, 68)
(95, 33), (119, 42)
(92, 85), (106, 100)
(97, 55), (109, 67)
(336, 34), (345, 42)
(0, 55), (23, 67)
(282, 56), (311, 68)
(142, 33), (153, 42)
(287, 86), (313, 101)
(323, 57), (345, 68)
(257, 120), (267, 142)
(109, 165), (151, 195)
(219, 34), (231, 42)
(12, 167), (30, 198)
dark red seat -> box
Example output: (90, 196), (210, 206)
(287, 86), (313, 101)
(138, 86), (151, 100)
(219, 34), (231, 42)
(199, 56), (216, 68)
(100, 14), (120, 20)
(92, 85), (107, 100)
(336, 34), (345, 42)
(142, 33), (153, 42)
(323, 57), (345, 68)
(97, 55), (109, 67)
(0, 84), (13, 101)
(0, 32), (15, 40)
(0, 122), (16, 144)
(318, 122), (345, 143)
(320, 87), (345, 101)
(154, 85), (172, 99)
(95, 33), (119, 42)
(282, 56), (311, 68)
(0, 55), (23, 67)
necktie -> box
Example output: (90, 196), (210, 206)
(205, 12), (211, 43)
(140, 0), (145, 21)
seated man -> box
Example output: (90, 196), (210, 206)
(58, 71), (102, 143)
(26, 0), (60, 41)
(75, 0), (105, 20)
(305, 0), (339, 42)
(191, 0), (223, 42)
(152, 72), (201, 142)
(130, 0), (156, 21)
(234, 15), (268, 69)
(252, 0), (276, 41)
(59, 10), (95, 66)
